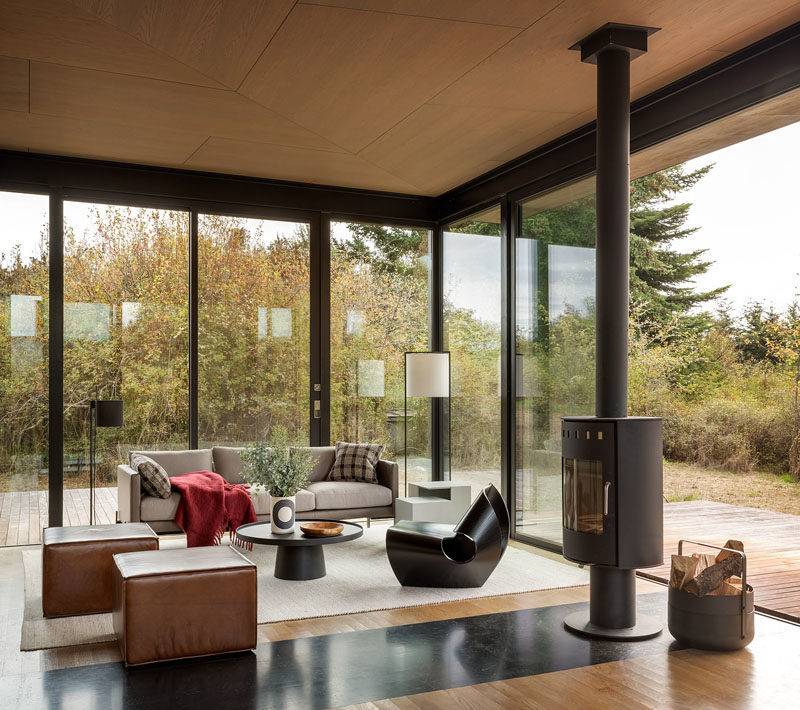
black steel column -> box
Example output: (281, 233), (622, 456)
(430, 223), (445, 480)
(48, 190), (64, 528)
(595, 47), (631, 419)
(188, 210), (198, 448)
(500, 197), (514, 508)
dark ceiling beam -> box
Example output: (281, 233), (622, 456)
(0, 150), (438, 225)
(435, 20), (800, 222)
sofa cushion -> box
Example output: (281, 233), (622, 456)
(249, 487), (315, 515)
(130, 454), (171, 499)
(140, 491), (181, 521)
(290, 446), (335, 482)
(329, 442), (384, 484)
(307, 481), (392, 510)
(212, 446), (246, 484)
(129, 449), (214, 477)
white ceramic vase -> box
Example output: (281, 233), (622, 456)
(270, 494), (296, 534)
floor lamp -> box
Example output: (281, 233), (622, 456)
(404, 352), (450, 495)
(89, 399), (123, 525)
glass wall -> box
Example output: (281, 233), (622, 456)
(198, 215), (310, 445)
(443, 207), (502, 498)
(330, 221), (431, 482)
(62, 203), (189, 514)
(515, 184), (596, 544)
(0, 191), (49, 544)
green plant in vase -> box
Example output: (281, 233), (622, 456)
(241, 429), (312, 534)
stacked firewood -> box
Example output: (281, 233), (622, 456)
(670, 540), (745, 597)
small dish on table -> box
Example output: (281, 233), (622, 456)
(300, 521), (344, 537)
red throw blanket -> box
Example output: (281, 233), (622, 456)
(170, 471), (257, 547)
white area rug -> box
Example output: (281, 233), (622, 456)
(21, 527), (588, 651)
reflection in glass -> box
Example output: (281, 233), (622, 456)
(358, 359), (385, 397)
(10, 294), (40, 336)
(443, 207), (502, 497)
(345, 309), (365, 336)
(330, 222), (431, 479)
(64, 302), (111, 341)
(515, 188), (596, 545)
(121, 301), (140, 327)
(271, 307), (292, 338)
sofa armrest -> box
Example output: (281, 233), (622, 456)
(117, 464), (142, 523)
(377, 459), (398, 510)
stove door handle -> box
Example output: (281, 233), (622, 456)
(603, 481), (611, 515)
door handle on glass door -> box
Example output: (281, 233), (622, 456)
(314, 400), (321, 419)
(603, 481), (611, 515)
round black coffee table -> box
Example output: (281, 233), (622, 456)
(233, 520), (363, 580)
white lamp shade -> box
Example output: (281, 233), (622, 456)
(406, 352), (449, 397)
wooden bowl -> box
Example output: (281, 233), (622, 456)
(300, 522), (344, 537)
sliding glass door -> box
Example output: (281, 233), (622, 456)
(514, 185), (597, 545)
(198, 215), (310, 446)
(443, 207), (503, 498)
(62, 202), (189, 524)
(0, 191), (49, 545)
(330, 221), (432, 482)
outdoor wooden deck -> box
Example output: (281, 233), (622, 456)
(1, 491), (798, 621)
(0, 487), (117, 546)
(642, 500), (800, 623)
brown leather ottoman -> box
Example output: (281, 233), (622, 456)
(112, 546), (257, 666)
(42, 523), (158, 618)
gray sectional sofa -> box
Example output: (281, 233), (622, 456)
(117, 446), (398, 534)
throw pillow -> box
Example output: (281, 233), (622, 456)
(329, 442), (385, 484)
(130, 454), (171, 499)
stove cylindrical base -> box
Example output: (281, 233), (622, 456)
(564, 565), (663, 640)
(591, 565), (636, 627)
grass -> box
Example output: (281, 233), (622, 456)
(664, 461), (800, 516)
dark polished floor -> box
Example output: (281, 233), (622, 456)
(5, 591), (792, 710)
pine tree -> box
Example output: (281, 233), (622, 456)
(629, 165), (728, 333)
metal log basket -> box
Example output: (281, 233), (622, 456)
(668, 539), (755, 651)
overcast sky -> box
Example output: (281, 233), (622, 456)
(2, 119), (798, 323)
(671, 120), (800, 314)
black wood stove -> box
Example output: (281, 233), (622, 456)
(561, 416), (663, 638)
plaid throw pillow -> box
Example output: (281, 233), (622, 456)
(130, 454), (171, 499)
(329, 442), (385, 484)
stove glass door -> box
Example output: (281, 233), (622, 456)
(562, 457), (604, 535)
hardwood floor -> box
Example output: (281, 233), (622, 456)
(2, 539), (799, 709)
(339, 629), (800, 709)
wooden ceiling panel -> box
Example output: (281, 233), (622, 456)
(0, 0), (224, 88)
(185, 137), (422, 194)
(0, 108), (204, 165)
(360, 104), (574, 194)
(0, 55), (28, 112)
(2, 0), (799, 195)
(298, 0), (561, 29)
(239, 4), (520, 152)
(710, 3), (800, 53)
(68, 0), (295, 89)
(29, 62), (341, 151)
(430, 0), (800, 114)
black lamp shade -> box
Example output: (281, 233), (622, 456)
(93, 399), (123, 427)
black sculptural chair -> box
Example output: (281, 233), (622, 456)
(386, 484), (510, 588)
